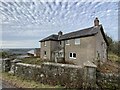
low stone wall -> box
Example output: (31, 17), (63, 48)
(15, 62), (83, 88)
(2, 58), (11, 72)
(96, 72), (119, 89)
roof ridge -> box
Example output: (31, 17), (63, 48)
(52, 34), (58, 36)
(62, 26), (94, 36)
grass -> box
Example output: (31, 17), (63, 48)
(20, 57), (44, 65)
(1, 72), (62, 88)
(108, 53), (120, 63)
(98, 53), (120, 73)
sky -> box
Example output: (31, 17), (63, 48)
(0, 0), (119, 48)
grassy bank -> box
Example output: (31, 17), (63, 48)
(21, 57), (44, 65)
(1, 72), (62, 88)
(108, 53), (120, 63)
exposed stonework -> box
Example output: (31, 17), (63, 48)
(14, 62), (84, 88)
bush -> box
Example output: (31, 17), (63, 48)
(0, 51), (10, 58)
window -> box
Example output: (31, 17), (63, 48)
(59, 52), (64, 57)
(44, 51), (46, 55)
(69, 52), (76, 59)
(70, 53), (72, 57)
(75, 38), (80, 45)
(66, 40), (70, 45)
(59, 41), (62, 45)
(44, 41), (46, 46)
(73, 53), (76, 57)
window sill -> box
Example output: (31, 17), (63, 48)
(75, 43), (80, 45)
(69, 57), (76, 60)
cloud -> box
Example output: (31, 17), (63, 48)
(0, 0), (119, 48)
(1, 40), (40, 48)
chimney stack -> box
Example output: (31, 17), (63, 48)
(94, 17), (99, 27)
(58, 31), (63, 40)
(58, 31), (63, 36)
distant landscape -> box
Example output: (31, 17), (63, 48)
(0, 48), (35, 55)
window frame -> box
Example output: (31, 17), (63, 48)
(75, 38), (80, 45)
(66, 40), (70, 45)
(69, 52), (76, 59)
(44, 41), (46, 46)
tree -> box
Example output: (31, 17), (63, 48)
(105, 34), (119, 56)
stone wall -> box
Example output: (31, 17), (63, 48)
(14, 62), (83, 88)
(2, 58), (11, 72)
(96, 72), (119, 89)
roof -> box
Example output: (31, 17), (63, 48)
(39, 25), (108, 45)
(40, 34), (58, 42)
(59, 26), (98, 40)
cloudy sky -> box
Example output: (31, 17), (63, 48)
(0, 0), (119, 48)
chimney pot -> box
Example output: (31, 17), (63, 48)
(94, 17), (99, 26)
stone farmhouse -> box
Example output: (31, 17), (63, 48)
(39, 18), (108, 66)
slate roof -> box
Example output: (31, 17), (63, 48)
(40, 34), (58, 42)
(59, 26), (98, 40)
(39, 25), (108, 45)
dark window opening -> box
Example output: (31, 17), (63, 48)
(73, 53), (76, 58)
(44, 51), (46, 55)
(70, 53), (72, 57)
(59, 41), (61, 45)
(69, 52), (76, 59)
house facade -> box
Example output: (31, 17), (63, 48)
(39, 18), (108, 66)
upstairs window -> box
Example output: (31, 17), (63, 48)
(66, 40), (70, 45)
(69, 52), (76, 59)
(59, 41), (62, 45)
(44, 41), (46, 46)
(103, 42), (106, 49)
(75, 38), (80, 45)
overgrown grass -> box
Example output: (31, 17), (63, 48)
(1, 72), (62, 88)
(108, 53), (120, 63)
(21, 57), (44, 65)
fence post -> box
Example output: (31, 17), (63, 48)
(83, 61), (97, 88)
